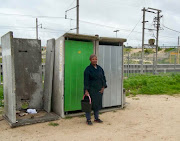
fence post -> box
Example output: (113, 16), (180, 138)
(153, 53), (155, 75)
(164, 69), (166, 74)
(174, 55), (176, 73)
(0, 64), (1, 85)
(128, 53), (130, 77)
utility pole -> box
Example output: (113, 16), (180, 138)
(65, 0), (79, 33)
(36, 18), (38, 39)
(141, 7), (156, 74)
(141, 7), (146, 74)
(148, 7), (162, 74)
(36, 18), (42, 40)
(114, 30), (119, 38)
(76, 0), (79, 34)
(178, 36), (180, 64)
(155, 10), (161, 74)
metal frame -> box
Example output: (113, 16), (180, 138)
(121, 42), (124, 108)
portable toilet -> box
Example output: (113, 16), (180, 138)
(96, 37), (126, 108)
(52, 33), (99, 118)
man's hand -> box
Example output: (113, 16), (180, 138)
(85, 90), (90, 96)
(99, 87), (104, 94)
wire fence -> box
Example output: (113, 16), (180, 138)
(123, 51), (180, 77)
(0, 52), (179, 83)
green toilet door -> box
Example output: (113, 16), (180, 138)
(64, 40), (94, 112)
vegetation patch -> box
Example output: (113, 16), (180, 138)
(48, 122), (59, 126)
(124, 48), (132, 54)
(164, 48), (175, 52)
(144, 49), (154, 54)
(124, 73), (180, 95)
(65, 116), (73, 119)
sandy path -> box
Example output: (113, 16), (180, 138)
(0, 95), (180, 141)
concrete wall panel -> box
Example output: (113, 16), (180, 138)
(1, 32), (16, 123)
(52, 37), (65, 118)
(43, 39), (55, 112)
(13, 38), (42, 110)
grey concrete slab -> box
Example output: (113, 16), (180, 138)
(1, 32), (16, 123)
(52, 37), (65, 118)
(43, 39), (55, 113)
(3, 112), (59, 128)
(13, 38), (43, 110)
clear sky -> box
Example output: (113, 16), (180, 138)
(0, 0), (180, 47)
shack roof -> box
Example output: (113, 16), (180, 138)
(99, 37), (127, 43)
(63, 33), (127, 44)
(63, 33), (98, 41)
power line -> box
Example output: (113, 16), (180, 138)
(0, 25), (69, 33)
(1, 13), (179, 42)
(0, 12), (143, 34)
(162, 24), (180, 34)
(0, 24), (177, 40)
(66, 0), (76, 10)
(0, 12), (152, 35)
(0, 28), (68, 34)
(0, 25), (35, 29)
(0, 13), (65, 19)
(0, 25), (70, 31)
(69, 18), (144, 33)
(126, 16), (143, 39)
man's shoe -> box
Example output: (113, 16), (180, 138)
(94, 119), (103, 123)
(86, 120), (93, 125)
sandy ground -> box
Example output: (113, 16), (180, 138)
(0, 95), (180, 141)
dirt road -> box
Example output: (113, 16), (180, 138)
(0, 95), (180, 141)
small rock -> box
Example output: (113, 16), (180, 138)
(19, 113), (28, 117)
